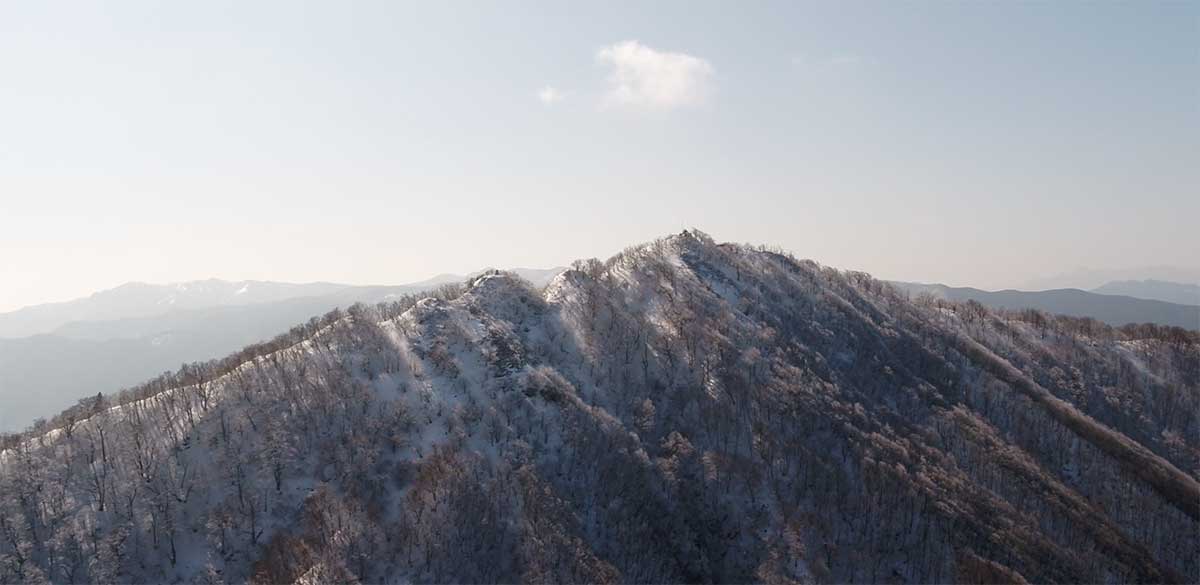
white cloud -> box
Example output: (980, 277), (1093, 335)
(595, 40), (714, 109)
(537, 85), (565, 105)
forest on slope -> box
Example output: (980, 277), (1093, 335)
(0, 271), (566, 432)
(1, 231), (1197, 584)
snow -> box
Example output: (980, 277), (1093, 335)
(5, 232), (1197, 584)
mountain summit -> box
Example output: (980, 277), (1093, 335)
(1, 231), (1196, 584)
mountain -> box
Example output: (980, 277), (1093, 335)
(1, 232), (1196, 584)
(0, 287), (422, 433)
(0, 270), (565, 432)
(0, 280), (350, 339)
(1023, 266), (1200, 292)
(389, 268), (565, 298)
(0, 298), (370, 432)
(0, 271), (566, 341)
(1092, 279), (1200, 306)
(892, 282), (1200, 330)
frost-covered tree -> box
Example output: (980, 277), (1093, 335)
(0, 231), (1196, 583)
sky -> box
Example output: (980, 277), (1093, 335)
(1, 1), (1197, 312)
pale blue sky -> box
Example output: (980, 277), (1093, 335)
(1, 1), (1196, 311)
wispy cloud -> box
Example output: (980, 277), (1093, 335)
(536, 85), (566, 105)
(596, 40), (714, 110)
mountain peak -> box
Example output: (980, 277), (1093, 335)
(1, 233), (1196, 584)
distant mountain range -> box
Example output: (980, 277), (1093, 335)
(0, 269), (565, 340)
(1091, 279), (1200, 306)
(0, 268), (563, 431)
(1023, 266), (1200, 292)
(0, 280), (350, 339)
(890, 281), (1199, 330)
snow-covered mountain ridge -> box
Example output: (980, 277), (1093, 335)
(0, 270), (566, 340)
(0, 269), (566, 433)
(1, 231), (1197, 583)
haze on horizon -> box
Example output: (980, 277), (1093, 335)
(2, 1), (1196, 313)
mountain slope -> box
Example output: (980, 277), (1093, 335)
(1092, 279), (1200, 306)
(0, 270), (565, 432)
(0, 270), (566, 340)
(892, 281), (1200, 330)
(0, 296), (379, 432)
(1, 232), (1196, 584)
(0, 289), (423, 432)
